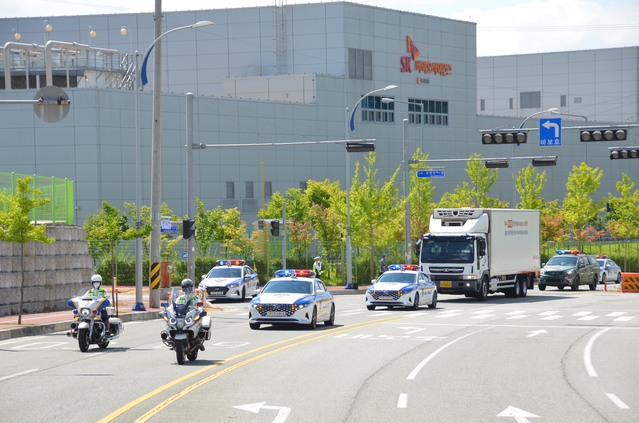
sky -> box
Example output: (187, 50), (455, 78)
(1, 0), (638, 56)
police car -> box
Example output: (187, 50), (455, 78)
(249, 269), (335, 330)
(366, 264), (437, 310)
(596, 254), (622, 284)
(199, 260), (259, 301)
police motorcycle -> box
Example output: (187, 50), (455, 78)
(159, 279), (211, 365)
(67, 275), (123, 352)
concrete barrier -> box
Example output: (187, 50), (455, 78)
(621, 273), (639, 293)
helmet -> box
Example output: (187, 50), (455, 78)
(181, 278), (194, 296)
(314, 256), (320, 260)
(91, 274), (102, 289)
(382, 253), (387, 257)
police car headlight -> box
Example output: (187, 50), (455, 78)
(227, 282), (239, 288)
(80, 308), (91, 317)
(250, 300), (262, 310)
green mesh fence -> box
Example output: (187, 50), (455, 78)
(0, 172), (74, 224)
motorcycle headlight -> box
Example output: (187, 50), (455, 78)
(80, 308), (91, 317)
(169, 318), (177, 326)
(185, 317), (194, 325)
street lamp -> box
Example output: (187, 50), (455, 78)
(44, 20), (53, 44)
(146, 20), (213, 308)
(346, 84), (398, 288)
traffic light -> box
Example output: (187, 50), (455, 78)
(481, 131), (527, 145)
(182, 219), (195, 239)
(580, 128), (627, 142)
(346, 142), (375, 152)
(484, 160), (509, 168)
(270, 220), (280, 236)
(609, 147), (639, 160)
(258, 219), (264, 230)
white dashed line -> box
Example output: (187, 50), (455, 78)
(397, 393), (408, 408)
(606, 393), (630, 409)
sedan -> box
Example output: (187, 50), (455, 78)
(596, 255), (622, 284)
(366, 264), (437, 310)
(249, 269), (335, 330)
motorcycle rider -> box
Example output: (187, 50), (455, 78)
(87, 274), (111, 332)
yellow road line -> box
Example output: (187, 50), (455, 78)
(98, 314), (413, 423)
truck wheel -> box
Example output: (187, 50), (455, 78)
(476, 279), (488, 302)
(571, 277), (580, 291)
(539, 284), (546, 291)
(518, 277), (528, 297)
(507, 279), (521, 298)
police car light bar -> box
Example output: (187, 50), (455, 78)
(556, 250), (580, 255)
(274, 269), (317, 278)
(216, 259), (245, 266)
(595, 254), (607, 259)
(389, 264), (419, 271)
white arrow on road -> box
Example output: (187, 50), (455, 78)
(542, 120), (560, 137)
(498, 406), (540, 422)
(234, 402), (291, 423)
(527, 329), (548, 338)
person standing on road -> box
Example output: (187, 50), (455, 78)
(313, 256), (323, 277)
(380, 253), (388, 275)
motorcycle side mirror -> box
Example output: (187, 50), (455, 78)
(161, 302), (167, 308)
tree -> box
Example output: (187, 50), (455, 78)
(84, 201), (142, 282)
(194, 198), (224, 257)
(605, 173), (639, 270)
(349, 153), (402, 279)
(515, 164), (547, 210)
(562, 162), (603, 251)
(306, 179), (345, 259)
(408, 148), (435, 239)
(218, 208), (261, 258)
(539, 199), (567, 246)
(437, 154), (509, 208)
(0, 176), (55, 324)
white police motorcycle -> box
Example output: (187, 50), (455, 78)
(67, 287), (123, 352)
(160, 284), (211, 365)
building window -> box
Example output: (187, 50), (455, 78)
(348, 48), (372, 80)
(299, 181), (307, 191)
(480, 99), (485, 111)
(520, 91), (541, 109)
(226, 182), (235, 198)
(407, 98), (449, 126)
(574, 97), (582, 104)
(509, 98), (514, 109)
(245, 181), (254, 198)
(264, 181), (273, 198)
(361, 95), (394, 124)
(560, 95), (567, 107)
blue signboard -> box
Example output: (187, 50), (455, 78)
(539, 118), (562, 146)
(160, 220), (178, 233)
(182, 251), (188, 261)
(417, 170), (445, 178)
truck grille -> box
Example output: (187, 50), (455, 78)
(258, 304), (295, 317)
(429, 267), (464, 273)
(371, 290), (401, 300)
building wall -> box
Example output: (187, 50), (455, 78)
(477, 47), (639, 123)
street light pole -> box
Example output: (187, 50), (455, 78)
(146, 15), (214, 308)
(402, 118), (411, 264)
(186, 93), (196, 282)
(346, 84), (397, 288)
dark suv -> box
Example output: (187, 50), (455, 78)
(539, 250), (600, 291)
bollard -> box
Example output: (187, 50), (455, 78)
(621, 273), (639, 293)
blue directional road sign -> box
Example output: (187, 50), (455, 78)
(182, 251), (188, 261)
(417, 170), (445, 178)
(160, 220), (178, 233)
(539, 118), (562, 146)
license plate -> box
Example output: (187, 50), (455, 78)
(210, 291), (223, 295)
(266, 311), (286, 317)
(440, 281), (452, 288)
(379, 296), (394, 300)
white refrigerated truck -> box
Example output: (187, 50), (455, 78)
(417, 208), (540, 301)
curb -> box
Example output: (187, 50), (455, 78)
(0, 310), (161, 341)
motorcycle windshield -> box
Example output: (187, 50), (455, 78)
(167, 287), (194, 317)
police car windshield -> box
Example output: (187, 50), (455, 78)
(207, 268), (241, 278)
(263, 280), (313, 294)
(547, 256), (577, 266)
(377, 273), (416, 284)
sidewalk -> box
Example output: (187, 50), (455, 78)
(0, 284), (366, 340)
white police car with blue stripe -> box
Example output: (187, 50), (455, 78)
(366, 264), (437, 310)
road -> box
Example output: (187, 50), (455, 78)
(1, 289), (637, 423)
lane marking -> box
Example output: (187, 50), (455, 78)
(606, 393), (630, 409)
(584, 327), (611, 377)
(0, 369), (38, 382)
(406, 326), (493, 380)
(98, 315), (413, 423)
(397, 393), (408, 408)
(0, 336), (45, 346)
